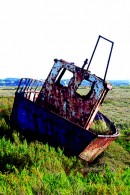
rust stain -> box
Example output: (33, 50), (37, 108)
(36, 59), (111, 130)
(79, 136), (117, 162)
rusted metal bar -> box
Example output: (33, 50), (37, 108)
(87, 35), (114, 82)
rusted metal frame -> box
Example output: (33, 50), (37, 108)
(40, 61), (103, 127)
(84, 88), (107, 130)
(32, 79), (42, 92)
(43, 60), (84, 92)
(39, 60), (75, 96)
(99, 87), (110, 106)
(23, 78), (32, 92)
(17, 78), (41, 101)
(23, 78), (34, 99)
(16, 78), (25, 93)
(32, 80), (43, 102)
(28, 79), (36, 91)
(16, 78), (42, 101)
(43, 60), (63, 87)
(16, 78), (28, 93)
(37, 61), (79, 121)
(37, 59), (111, 131)
(84, 74), (104, 98)
(26, 78), (34, 91)
(86, 35), (114, 82)
(23, 79), (34, 99)
(35, 80), (43, 91)
(26, 79), (39, 101)
(73, 70), (94, 97)
(61, 62), (87, 92)
(53, 61), (89, 99)
(91, 81), (110, 112)
(55, 68), (66, 85)
(71, 76), (98, 127)
(82, 74), (109, 129)
(103, 41), (114, 82)
(22, 78), (32, 93)
(16, 78), (23, 92)
(86, 36), (100, 71)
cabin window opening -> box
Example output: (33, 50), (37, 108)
(76, 79), (93, 97)
(55, 68), (73, 87)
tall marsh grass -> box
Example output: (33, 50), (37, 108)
(0, 132), (130, 194)
(0, 88), (130, 194)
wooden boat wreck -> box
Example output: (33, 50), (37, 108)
(10, 35), (119, 162)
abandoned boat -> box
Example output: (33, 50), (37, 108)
(10, 35), (119, 162)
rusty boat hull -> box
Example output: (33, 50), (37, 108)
(11, 91), (119, 162)
(10, 35), (119, 162)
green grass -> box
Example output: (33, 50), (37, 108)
(0, 132), (130, 194)
(0, 86), (130, 194)
(0, 86), (16, 97)
(90, 119), (111, 134)
(101, 86), (130, 128)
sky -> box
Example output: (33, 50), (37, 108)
(0, 0), (129, 80)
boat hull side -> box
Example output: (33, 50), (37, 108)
(10, 93), (96, 157)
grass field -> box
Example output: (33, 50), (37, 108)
(0, 86), (130, 194)
(101, 86), (130, 128)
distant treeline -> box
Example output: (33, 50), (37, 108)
(0, 78), (20, 86)
(0, 78), (130, 87)
(109, 80), (130, 86)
